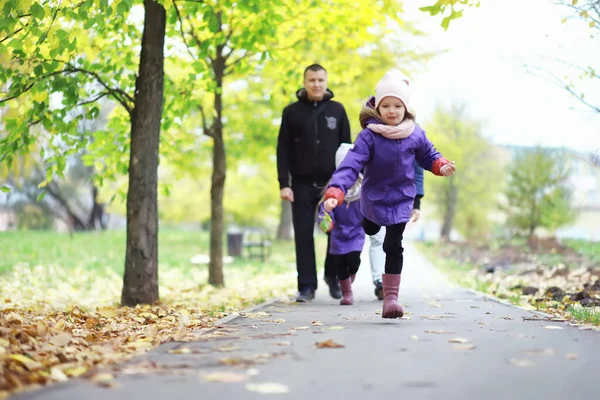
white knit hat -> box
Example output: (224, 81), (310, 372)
(374, 69), (411, 109)
(335, 143), (362, 203)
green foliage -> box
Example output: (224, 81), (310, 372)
(419, 0), (480, 30)
(563, 238), (600, 264)
(424, 103), (503, 240)
(14, 202), (54, 230)
(503, 147), (577, 237)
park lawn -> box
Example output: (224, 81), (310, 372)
(0, 229), (328, 396)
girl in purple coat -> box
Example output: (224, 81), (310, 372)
(323, 69), (456, 318)
(318, 143), (365, 306)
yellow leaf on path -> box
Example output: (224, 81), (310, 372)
(448, 338), (471, 344)
(0, 338), (9, 347)
(566, 353), (578, 360)
(273, 341), (291, 347)
(64, 366), (88, 377)
(411, 335), (419, 340)
(315, 339), (344, 348)
(91, 373), (115, 386)
(50, 367), (69, 382)
(201, 371), (248, 383)
(244, 312), (270, 319)
(328, 326), (345, 330)
(292, 326), (310, 330)
(453, 344), (476, 351)
(217, 345), (240, 352)
(9, 354), (43, 370)
(246, 383), (289, 394)
(311, 321), (323, 326)
(544, 325), (563, 330)
(523, 348), (555, 356)
(169, 348), (191, 354)
(271, 319), (286, 324)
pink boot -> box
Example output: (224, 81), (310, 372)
(339, 278), (353, 305)
(381, 274), (403, 318)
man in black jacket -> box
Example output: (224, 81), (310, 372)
(277, 64), (352, 302)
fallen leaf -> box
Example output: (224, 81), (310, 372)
(328, 326), (345, 330)
(91, 373), (115, 387)
(510, 358), (536, 367)
(246, 383), (289, 394)
(565, 353), (578, 360)
(49, 332), (72, 347)
(292, 326), (310, 330)
(201, 371), (248, 382)
(243, 312), (270, 319)
(425, 330), (455, 334)
(50, 367), (69, 382)
(544, 325), (563, 330)
(272, 319), (286, 324)
(421, 315), (441, 320)
(315, 339), (344, 348)
(453, 344), (476, 351)
(9, 354), (43, 371)
(273, 341), (291, 347)
(217, 345), (240, 352)
(411, 335), (419, 341)
(428, 301), (443, 308)
(168, 348), (191, 354)
(311, 321), (323, 326)
(448, 338), (471, 344)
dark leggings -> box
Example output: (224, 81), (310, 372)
(333, 251), (362, 281)
(362, 218), (407, 274)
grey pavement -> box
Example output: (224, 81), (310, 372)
(13, 242), (600, 400)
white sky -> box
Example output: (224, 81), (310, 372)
(403, 0), (600, 152)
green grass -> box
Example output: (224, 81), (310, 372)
(0, 228), (318, 276)
(0, 228), (330, 312)
(563, 239), (600, 265)
(567, 305), (600, 326)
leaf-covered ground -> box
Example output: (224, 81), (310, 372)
(416, 238), (600, 326)
(0, 230), (320, 398)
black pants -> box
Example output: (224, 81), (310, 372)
(291, 182), (337, 291)
(362, 218), (407, 274)
(333, 251), (361, 281)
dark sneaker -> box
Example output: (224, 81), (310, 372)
(296, 288), (315, 303)
(374, 280), (384, 301)
(324, 276), (342, 300)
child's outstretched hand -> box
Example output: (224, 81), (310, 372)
(440, 161), (456, 177)
(324, 198), (338, 212)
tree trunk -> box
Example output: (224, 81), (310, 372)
(440, 178), (458, 241)
(121, 0), (165, 307)
(87, 186), (106, 230)
(277, 199), (293, 240)
(208, 36), (226, 287)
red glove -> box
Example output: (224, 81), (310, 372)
(431, 157), (450, 176)
(324, 187), (344, 206)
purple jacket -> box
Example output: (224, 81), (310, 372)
(318, 201), (365, 255)
(328, 120), (442, 226)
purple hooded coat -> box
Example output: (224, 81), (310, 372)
(328, 118), (442, 226)
(318, 201), (365, 255)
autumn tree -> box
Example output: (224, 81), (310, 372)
(424, 103), (502, 241)
(502, 146), (577, 239)
(0, 0), (167, 305)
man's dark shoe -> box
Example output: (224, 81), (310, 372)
(296, 288), (315, 303)
(374, 280), (384, 301)
(324, 276), (342, 299)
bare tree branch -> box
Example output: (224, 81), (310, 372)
(77, 91), (110, 107)
(224, 50), (254, 74)
(524, 63), (600, 113)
